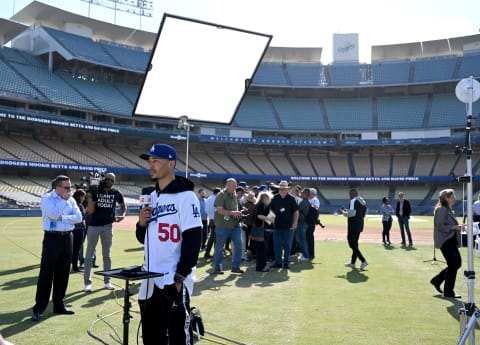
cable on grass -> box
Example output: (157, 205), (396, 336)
(87, 310), (123, 345)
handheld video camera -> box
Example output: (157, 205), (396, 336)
(79, 170), (106, 195)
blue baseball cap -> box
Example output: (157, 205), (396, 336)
(140, 144), (177, 161)
(258, 184), (268, 191)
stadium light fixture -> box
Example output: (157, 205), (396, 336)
(132, 13), (272, 125)
(455, 76), (480, 345)
(177, 116), (193, 177)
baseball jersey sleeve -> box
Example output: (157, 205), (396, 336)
(179, 191), (203, 232)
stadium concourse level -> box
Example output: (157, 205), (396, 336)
(0, 134), (473, 178)
(0, 174), (471, 216)
(0, 132), (477, 214)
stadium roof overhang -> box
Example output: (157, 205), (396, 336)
(10, 0), (156, 49)
(0, 18), (28, 46)
(262, 47), (323, 63)
(372, 34), (480, 62)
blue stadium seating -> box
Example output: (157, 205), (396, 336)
(327, 64), (363, 86)
(272, 98), (325, 130)
(377, 95), (426, 130)
(252, 62), (288, 86)
(428, 93), (479, 128)
(371, 60), (410, 85)
(413, 55), (456, 83)
(457, 51), (480, 79)
(99, 41), (149, 72)
(284, 63), (324, 87)
(12, 63), (98, 111)
(0, 60), (46, 100)
(323, 98), (372, 130)
(234, 97), (278, 128)
(57, 71), (133, 115)
(43, 27), (118, 67)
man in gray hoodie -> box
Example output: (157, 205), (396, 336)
(342, 188), (368, 270)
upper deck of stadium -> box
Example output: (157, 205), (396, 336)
(0, 1), (479, 136)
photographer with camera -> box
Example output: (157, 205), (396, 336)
(213, 178), (245, 274)
(84, 172), (126, 292)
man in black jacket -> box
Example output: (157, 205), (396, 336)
(342, 188), (368, 270)
(136, 143), (202, 345)
(396, 192), (413, 246)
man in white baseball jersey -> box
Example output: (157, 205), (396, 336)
(136, 144), (202, 345)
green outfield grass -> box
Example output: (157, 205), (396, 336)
(0, 215), (479, 345)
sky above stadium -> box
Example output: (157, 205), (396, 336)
(1, 0), (479, 63)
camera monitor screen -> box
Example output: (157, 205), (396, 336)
(132, 13), (272, 125)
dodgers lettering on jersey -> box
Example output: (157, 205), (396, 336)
(138, 189), (202, 299)
(150, 203), (178, 222)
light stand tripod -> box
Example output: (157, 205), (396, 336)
(425, 247), (445, 264)
(455, 76), (480, 345)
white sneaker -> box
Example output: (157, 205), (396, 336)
(84, 284), (92, 292)
(360, 261), (369, 270)
(344, 262), (356, 269)
(298, 256), (310, 262)
(105, 282), (115, 290)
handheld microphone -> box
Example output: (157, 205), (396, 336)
(140, 186), (155, 208)
(139, 194), (153, 208)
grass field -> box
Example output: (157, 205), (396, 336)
(1, 215), (480, 345)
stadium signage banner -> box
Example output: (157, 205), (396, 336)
(0, 111), (120, 134)
(0, 159), (107, 172)
(199, 135), (337, 146)
(0, 159), (470, 182)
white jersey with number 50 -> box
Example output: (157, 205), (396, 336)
(139, 189), (201, 299)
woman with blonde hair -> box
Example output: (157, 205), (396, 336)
(430, 189), (463, 298)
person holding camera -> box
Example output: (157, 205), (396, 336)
(32, 175), (82, 321)
(213, 178), (245, 274)
(84, 172), (126, 292)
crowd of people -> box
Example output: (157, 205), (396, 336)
(27, 141), (468, 344)
(198, 178), (324, 274)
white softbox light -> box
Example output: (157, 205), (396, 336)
(132, 13), (272, 125)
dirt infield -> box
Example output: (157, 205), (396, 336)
(114, 215), (434, 245)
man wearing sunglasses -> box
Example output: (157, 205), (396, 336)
(32, 175), (82, 321)
(84, 172), (126, 292)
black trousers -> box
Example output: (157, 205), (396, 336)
(306, 224), (315, 259)
(204, 220), (215, 256)
(33, 232), (73, 314)
(432, 236), (462, 295)
(139, 284), (192, 345)
(382, 219), (392, 243)
(71, 228), (86, 270)
(253, 239), (266, 270)
(200, 220), (208, 249)
(347, 230), (366, 264)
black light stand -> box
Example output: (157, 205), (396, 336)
(454, 76), (480, 345)
(95, 267), (166, 345)
(423, 247), (445, 264)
